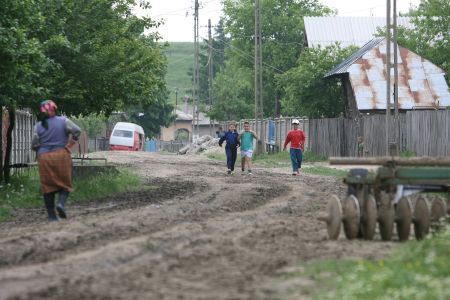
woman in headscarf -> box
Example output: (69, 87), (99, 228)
(32, 100), (81, 221)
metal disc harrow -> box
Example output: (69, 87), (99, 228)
(319, 157), (450, 241)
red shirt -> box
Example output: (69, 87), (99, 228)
(284, 129), (306, 150)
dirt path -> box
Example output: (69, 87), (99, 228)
(0, 152), (395, 300)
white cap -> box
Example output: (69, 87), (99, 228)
(292, 119), (299, 124)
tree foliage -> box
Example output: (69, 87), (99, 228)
(0, 0), (173, 182)
(72, 114), (107, 138)
(1, 0), (171, 117)
(197, 19), (230, 107)
(399, 0), (450, 85)
(208, 60), (254, 121)
(278, 44), (357, 118)
(0, 0), (51, 108)
(215, 0), (334, 118)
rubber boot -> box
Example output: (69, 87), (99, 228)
(44, 193), (58, 221)
(56, 190), (69, 219)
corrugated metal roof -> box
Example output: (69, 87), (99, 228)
(324, 38), (450, 110)
(304, 16), (414, 48)
(324, 38), (384, 78)
(175, 106), (212, 125)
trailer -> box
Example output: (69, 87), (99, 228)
(319, 157), (450, 241)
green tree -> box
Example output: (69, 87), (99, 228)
(127, 99), (175, 138)
(37, 0), (168, 116)
(278, 44), (357, 118)
(399, 0), (450, 85)
(0, 0), (52, 182)
(0, 0), (173, 182)
(0, 0), (51, 108)
(72, 114), (107, 138)
(208, 60), (254, 121)
(197, 19), (230, 107)
(217, 0), (334, 118)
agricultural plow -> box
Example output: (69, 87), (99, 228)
(319, 157), (450, 241)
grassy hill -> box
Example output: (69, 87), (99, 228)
(163, 42), (194, 106)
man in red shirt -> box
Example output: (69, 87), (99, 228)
(283, 119), (306, 176)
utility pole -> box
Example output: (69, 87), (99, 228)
(393, 0), (399, 155)
(385, 0), (391, 156)
(208, 19), (214, 136)
(254, 0), (264, 154)
(385, 0), (399, 156)
(193, 0), (200, 141)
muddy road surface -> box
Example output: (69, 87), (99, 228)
(0, 152), (395, 300)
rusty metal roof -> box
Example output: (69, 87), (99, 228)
(324, 38), (384, 78)
(304, 16), (414, 47)
(325, 38), (450, 110)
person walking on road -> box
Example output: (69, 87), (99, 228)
(218, 122), (240, 175)
(283, 119), (306, 176)
(32, 100), (81, 221)
(238, 121), (258, 175)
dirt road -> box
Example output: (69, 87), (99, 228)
(0, 152), (395, 300)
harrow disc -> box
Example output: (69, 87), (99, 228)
(395, 197), (413, 241)
(326, 195), (343, 240)
(430, 198), (447, 223)
(361, 194), (377, 240)
(413, 196), (430, 240)
(343, 195), (360, 240)
(377, 191), (394, 241)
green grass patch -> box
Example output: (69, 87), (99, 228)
(206, 152), (227, 161)
(301, 226), (450, 299)
(253, 151), (291, 167)
(253, 150), (328, 167)
(0, 167), (142, 221)
(302, 150), (328, 162)
(302, 166), (347, 177)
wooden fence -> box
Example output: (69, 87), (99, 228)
(2, 109), (448, 169)
(1, 108), (37, 168)
(309, 110), (449, 157)
(227, 110), (449, 157)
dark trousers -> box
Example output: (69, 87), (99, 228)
(290, 148), (303, 172)
(225, 146), (238, 171)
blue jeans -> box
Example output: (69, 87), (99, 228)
(225, 146), (238, 171)
(290, 148), (303, 172)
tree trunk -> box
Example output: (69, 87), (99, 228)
(4, 108), (15, 183)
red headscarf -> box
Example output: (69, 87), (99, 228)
(40, 100), (57, 117)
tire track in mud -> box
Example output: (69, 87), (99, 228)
(0, 152), (396, 300)
(0, 169), (290, 270)
(0, 178), (197, 268)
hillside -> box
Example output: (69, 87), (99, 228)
(163, 42), (194, 106)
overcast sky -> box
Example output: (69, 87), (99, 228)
(136, 0), (421, 42)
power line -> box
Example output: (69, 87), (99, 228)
(202, 35), (285, 73)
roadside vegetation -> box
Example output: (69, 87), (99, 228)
(294, 225), (450, 299)
(0, 168), (141, 222)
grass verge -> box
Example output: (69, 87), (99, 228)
(301, 166), (347, 177)
(293, 226), (450, 299)
(0, 167), (141, 221)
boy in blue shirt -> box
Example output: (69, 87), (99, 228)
(237, 121), (258, 175)
(219, 122), (240, 174)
